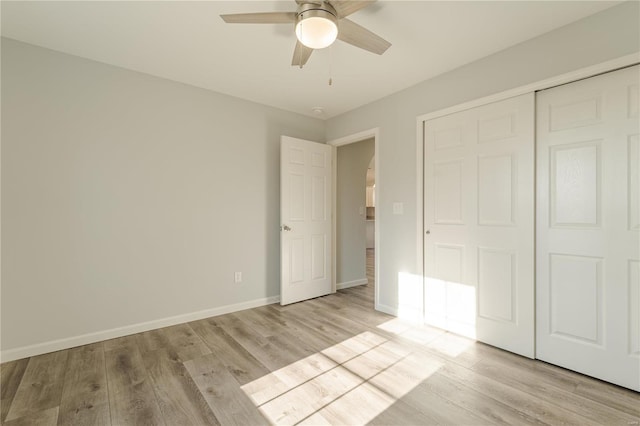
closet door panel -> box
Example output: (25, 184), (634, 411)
(536, 65), (640, 391)
(424, 93), (535, 358)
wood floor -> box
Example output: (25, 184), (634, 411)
(2, 249), (639, 425)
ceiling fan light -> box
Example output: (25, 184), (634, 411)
(295, 11), (338, 49)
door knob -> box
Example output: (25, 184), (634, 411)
(426, 229), (431, 234)
(281, 225), (292, 231)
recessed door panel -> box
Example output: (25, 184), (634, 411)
(551, 142), (600, 228)
(435, 244), (463, 283)
(311, 175), (327, 221)
(549, 254), (602, 344)
(478, 113), (515, 143)
(434, 160), (463, 225)
(311, 151), (326, 168)
(290, 147), (305, 165)
(549, 97), (601, 131)
(290, 173), (305, 221)
(478, 248), (515, 323)
(434, 127), (464, 151)
(478, 155), (514, 226)
(311, 234), (326, 281)
(290, 238), (305, 284)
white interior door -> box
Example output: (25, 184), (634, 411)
(424, 93), (535, 358)
(536, 65), (640, 391)
(281, 136), (333, 305)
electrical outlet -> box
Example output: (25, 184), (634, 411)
(234, 272), (242, 283)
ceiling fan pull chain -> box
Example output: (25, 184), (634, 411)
(328, 44), (334, 86)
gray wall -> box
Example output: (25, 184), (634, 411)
(336, 138), (374, 285)
(325, 1), (640, 315)
(1, 38), (325, 352)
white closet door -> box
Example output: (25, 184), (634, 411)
(536, 65), (640, 391)
(424, 93), (535, 358)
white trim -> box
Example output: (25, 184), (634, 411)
(0, 296), (280, 363)
(375, 302), (398, 317)
(328, 128), (379, 147)
(417, 53), (639, 123)
(327, 127), (380, 313)
(331, 145), (337, 293)
(416, 118), (425, 317)
(374, 303), (423, 323)
(336, 278), (368, 290)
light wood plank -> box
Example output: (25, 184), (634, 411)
(5, 351), (68, 421)
(367, 400), (439, 426)
(441, 361), (602, 425)
(189, 318), (269, 386)
(211, 314), (315, 372)
(134, 329), (169, 354)
(183, 354), (267, 426)
(3, 406), (59, 426)
(231, 309), (278, 339)
(258, 365), (364, 425)
(367, 351), (488, 425)
(136, 323), (210, 363)
(421, 372), (543, 425)
(0, 358), (29, 422)
(300, 382), (430, 425)
(104, 336), (164, 426)
(472, 356), (640, 425)
(141, 348), (219, 425)
(57, 342), (110, 426)
(575, 382), (640, 418)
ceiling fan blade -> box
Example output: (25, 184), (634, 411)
(337, 18), (390, 55)
(292, 41), (314, 68)
(220, 12), (296, 24)
(329, 0), (376, 18)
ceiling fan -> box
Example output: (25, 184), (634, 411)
(220, 0), (391, 68)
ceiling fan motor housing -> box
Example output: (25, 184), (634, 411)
(296, 2), (338, 19)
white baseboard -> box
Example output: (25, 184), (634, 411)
(375, 302), (423, 322)
(0, 295), (280, 363)
(336, 278), (368, 290)
(375, 302), (398, 316)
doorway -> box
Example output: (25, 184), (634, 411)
(365, 156), (376, 291)
(329, 129), (380, 309)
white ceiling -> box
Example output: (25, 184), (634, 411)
(1, 1), (620, 119)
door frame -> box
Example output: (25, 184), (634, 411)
(327, 128), (380, 310)
(416, 52), (639, 323)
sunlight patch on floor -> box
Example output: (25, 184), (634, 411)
(426, 332), (476, 358)
(241, 331), (443, 425)
(377, 317), (447, 346)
